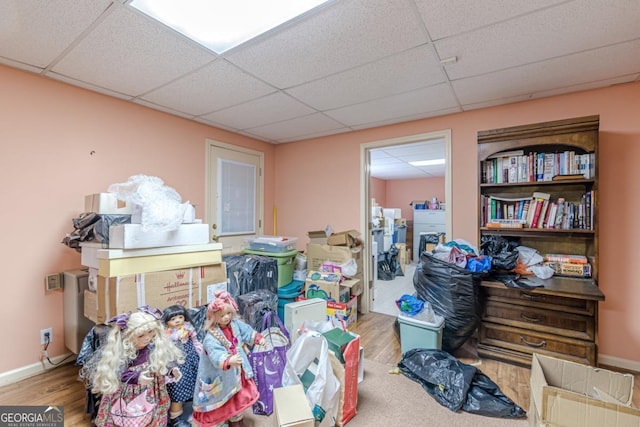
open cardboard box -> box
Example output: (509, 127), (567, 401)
(530, 353), (640, 427)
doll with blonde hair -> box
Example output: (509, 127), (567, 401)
(192, 291), (265, 427)
(82, 306), (185, 427)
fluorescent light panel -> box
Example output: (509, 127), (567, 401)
(409, 158), (446, 166)
(130, 0), (330, 54)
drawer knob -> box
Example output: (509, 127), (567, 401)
(520, 292), (544, 301)
(521, 313), (543, 323)
(520, 336), (547, 348)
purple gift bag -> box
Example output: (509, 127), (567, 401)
(249, 310), (290, 415)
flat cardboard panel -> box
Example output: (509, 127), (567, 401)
(273, 384), (314, 427)
(95, 263), (226, 323)
(98, 249), (222, 277)
(530, 353), (639, 427)
(109, 223), (209, 249)
(83, 289), (98, 323)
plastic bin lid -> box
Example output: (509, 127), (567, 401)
(242, 248), (299, 258)
(398, 312), (444, 328)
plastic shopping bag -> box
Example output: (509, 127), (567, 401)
(282, 331), (340, 426)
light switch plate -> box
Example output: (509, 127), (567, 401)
(45, 273), (63, 291)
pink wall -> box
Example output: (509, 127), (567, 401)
(274, 82), (640, 365)
(0, 65), (276, 373)
(370, 177), (386, 207)
(2, 63), (639, 374)
(385, 177), (445, 220)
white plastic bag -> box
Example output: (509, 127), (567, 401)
(282, 331), (340, 426)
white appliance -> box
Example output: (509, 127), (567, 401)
(63, 269), (95, 354)
(413, 209), (446, 263)
(284, 298), (327, 344)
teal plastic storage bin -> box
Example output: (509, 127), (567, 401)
(397, 313), (444, 355)
(242, 248), (298, 287)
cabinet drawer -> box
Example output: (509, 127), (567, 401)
(479, 322), (595, 366)
(483, 286), (595, 316)
(483, 300), (595, 340)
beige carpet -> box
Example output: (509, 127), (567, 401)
(238, 358), (528, 427)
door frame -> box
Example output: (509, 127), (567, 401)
(359, 130), (452, 314)
(205, 139), (264, 254)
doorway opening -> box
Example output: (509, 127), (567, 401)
(359, 130), (452, 315)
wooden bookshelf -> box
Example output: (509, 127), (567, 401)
(476, 115), (604, 367)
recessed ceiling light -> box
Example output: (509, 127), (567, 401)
(409, 158), (446, 166)
(130, 0), (331, 54)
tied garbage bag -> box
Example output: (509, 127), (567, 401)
(398, 348), (526, 418)
(480, 235), (520, 271)
(413, 253), (482, 353)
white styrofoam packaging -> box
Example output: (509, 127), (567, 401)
(108, 223), (210, 249)
(80, 242), (108, 269)
(130, 202), (197, 224)
(85, 193), (133, 215)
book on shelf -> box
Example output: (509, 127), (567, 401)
(535, 199), (550, 228)
(544, 261), (592, 278)
(552, 173), (585, 181)
(527, 192), (550, 228)
(486, 219), (525, 229)
(544, 254), (588, 264)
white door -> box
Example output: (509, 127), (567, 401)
(206, 140), (264, 255)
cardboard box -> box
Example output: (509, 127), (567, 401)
(80, 242), (108, 269)
(307, 230), (329, 245)
(93, 263), (227, 323)
(326, 296), (358, 328)
(109, 223), (210, 249)
(97, 245), (222, 277)
(273, 384), (314, 427)
(327, 230), (361, 248)
(306, 243), (363, 281)
(304, 271), (360, 303)
(85, 193), (133, 215)
(530, 353), (640, 427)
(83, 289), (98, 323)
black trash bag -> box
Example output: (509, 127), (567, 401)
(377, 253), (396, 281)
(413, 253), (481, 353)
(480, 235), (520, 271)
(388, 244), (404, 277)
(223, 254), (278, 297)
(398, 349), (526, 418)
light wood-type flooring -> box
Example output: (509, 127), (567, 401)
(0, 311), (638, 425)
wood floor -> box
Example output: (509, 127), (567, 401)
(1, 312), (638, 425)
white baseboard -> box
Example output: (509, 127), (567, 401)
(0, 353), (75, 387)
(599, 353), (640, 373)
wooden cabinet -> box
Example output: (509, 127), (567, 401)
(476, 116), (605, 367)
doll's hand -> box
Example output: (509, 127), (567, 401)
(194, 341), (203, 354)
(170, 367), (183, 382)
(257, 337), (266, 347)
(138, 370), (152, 386)
(228, 354), (243, 367)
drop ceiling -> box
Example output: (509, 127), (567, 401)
(2, 0), (639, 151)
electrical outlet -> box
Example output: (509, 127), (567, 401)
(45, 273), (62, 291)
(40, 328), (53, 345)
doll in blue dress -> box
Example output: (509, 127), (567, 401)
(163, 305), (203, 427)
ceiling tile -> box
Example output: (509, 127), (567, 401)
(226, 0), (428, 88)
(325, 83), (458, 126)
(414, 0), (563, 39)
(286, 45), (446, 110)
(244, 113), (346, 141)
(0, 0), (113, 68)
(436, 0), (640, 80)
(453, 39), (640, 104)
(199, 92), (316, 130)
(51, 5), (215, 95)
(141, 60), (276, 116)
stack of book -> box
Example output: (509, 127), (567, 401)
(543, 254), (591, 277)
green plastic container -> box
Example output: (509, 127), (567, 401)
(242, 248), (298, 287)
(397, 313), (444, 355)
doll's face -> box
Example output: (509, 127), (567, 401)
(215, 306), (235, 327)
(167, 314), (184, 329)
(133, 329), (156, 350)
